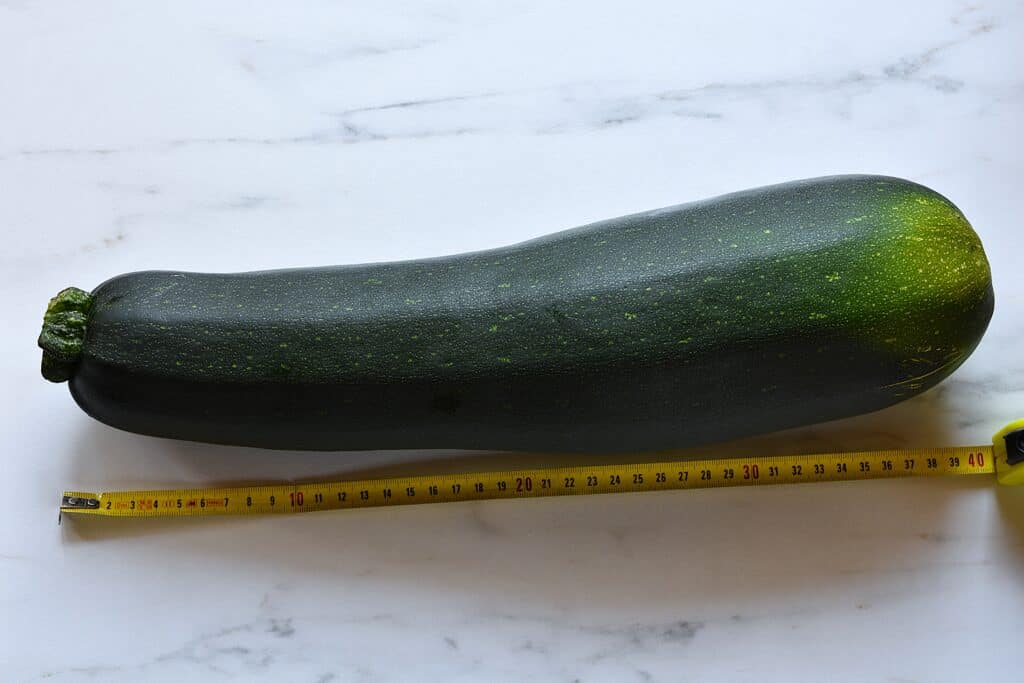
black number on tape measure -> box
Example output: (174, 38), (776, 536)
(677, 471), (688, 482)
(541, 478), (552, 489)
(768, 466), (779, 477)
(199, 498), (205, 508)
(611, 474), (622, 485)
(314, 493), (323, 503)
(153, 499), (159, 509)
(428, 485), (439, 496)
(859, 461), (870, 472)
(176, 499), (182, 508)
(700, 469), (712, 481)
(586, 476), (598, 487)
(656, 472), (667, 483)
(451, 484), (461, 494)
(904, 459), (914, 470)
(106, 500), (112, 510)
(406, 487), (415, 497)
(269, 495), (276, 506)
(246, 496), (253, 507)
(497, 481), (507, 491)
(791, 465), (802, 476)
(337, 492), (347, 502)
(881, 460), (893, 471)
(359, 490), (369, 500)
(949, 456), (960, 467)
(633, 473), (644, 484)
(382, 488), (392, 499)
(722, 468), (734, 480)
(564, 477), (575, 488)
(836, 462), (847, 473)
(474, 483), (484, 493)
(813, 463), (825, 474)
(927, 458), (938, 468)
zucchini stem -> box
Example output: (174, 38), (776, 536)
(39, 287), (93, 382)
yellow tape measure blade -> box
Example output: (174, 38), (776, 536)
(60, 440), (1003, 519)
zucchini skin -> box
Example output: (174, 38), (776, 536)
(51, 175), (993, 452)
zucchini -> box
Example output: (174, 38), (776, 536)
(40, 175), (993, 452)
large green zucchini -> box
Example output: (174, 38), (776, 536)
(39, 175), (993, 452)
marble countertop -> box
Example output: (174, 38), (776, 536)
(3, 1), (1023, 680)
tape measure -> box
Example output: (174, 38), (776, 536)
(60, 420), (1024, 519)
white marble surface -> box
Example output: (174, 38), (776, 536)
(3, 1), (1024, 680)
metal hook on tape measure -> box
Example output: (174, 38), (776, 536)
(59, 495), (100, 524)
(61, 495), (100, 510)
